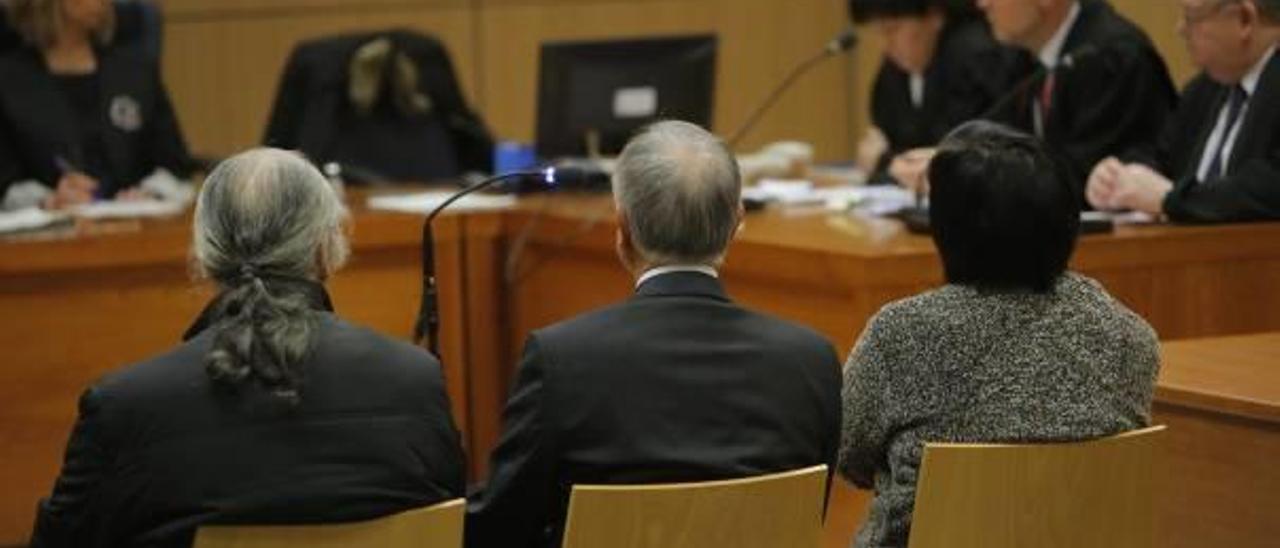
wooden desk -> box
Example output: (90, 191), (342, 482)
(3, 193), (1280, 545)
(1153, 333), (1280, 548)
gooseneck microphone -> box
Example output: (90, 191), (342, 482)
(413, 166), (592, 355)
(727, 28), (859, 148)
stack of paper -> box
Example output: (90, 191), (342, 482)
(743, 180), (917, 215)
(0, 207), (68, 234)
(71, 200), (187, 220)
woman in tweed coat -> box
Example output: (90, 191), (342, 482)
(839, 121), (1160, 548)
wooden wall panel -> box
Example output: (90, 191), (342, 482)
(155, 0), (1199, 165)
(475, 0), (854, 160)
(161, 0), (478, 157)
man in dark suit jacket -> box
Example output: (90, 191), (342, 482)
(893, 0), (1177, 194)
(980, 0), (1177, 189)
(30, 149), (465, 548)
(849, 0), (1021, 182)
(465, 121), (843, 548)
(1087, 0), (1280, 223)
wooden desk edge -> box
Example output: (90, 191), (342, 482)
(1155, 384), (1280, 425)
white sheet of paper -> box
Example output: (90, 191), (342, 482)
(745, 181), (916, 214)
(72, 199), (187, 220)
(366, 191), (518, 214)
(0, 207), (67, 234)
(1081, 210), (1158, 225)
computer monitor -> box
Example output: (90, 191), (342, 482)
(535, 34), (717, 160)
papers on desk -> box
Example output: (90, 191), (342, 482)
(1081, 210), (1158, 225)
(367, 191), (518, 215)
(71, 199), (187, 220)
(743, 179), (917, 215)
(0, 207), (69, 234)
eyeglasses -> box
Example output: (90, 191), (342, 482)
(1182, 0), (1243, 27)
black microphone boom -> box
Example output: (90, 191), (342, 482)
(726, 28), (858, 148)
(413, 166), (589, 355)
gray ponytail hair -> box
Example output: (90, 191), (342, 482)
(192, 148), (349, 403)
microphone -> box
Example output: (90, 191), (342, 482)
(727, 28), (858, 148)
(825, 28), (859, 54)
(412, 166), (592, 354)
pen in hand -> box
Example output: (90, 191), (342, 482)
(51, 155), (99, 206)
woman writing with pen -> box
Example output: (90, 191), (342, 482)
(0, 0), (196, 209)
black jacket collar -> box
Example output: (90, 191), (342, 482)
(633, 271), (729, 302)
(183, 277), (334, 341)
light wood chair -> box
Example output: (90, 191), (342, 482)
(560, 465), (828, 548)
(908, 425), (1166, 548)
(192, 498), (464, 548)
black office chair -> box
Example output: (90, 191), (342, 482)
(0, 0), (162, 59)
(263, 29), (494, 183)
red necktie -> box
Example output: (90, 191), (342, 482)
(1039, 72), (1056, 126)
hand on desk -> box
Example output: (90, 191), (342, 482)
(889, 147), (936, 195)
(1086, 157), (1172, 215)
(116, 187), (158, 202)
(43, 172), (99, 210)
(855, 127), (888, 174)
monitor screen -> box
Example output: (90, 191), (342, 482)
(535, 34), (717, 159)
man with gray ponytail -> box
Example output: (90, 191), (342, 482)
(31, 149), (465, 548)
(466, 121), (842, 548)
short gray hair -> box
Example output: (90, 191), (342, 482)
(193, 148), (348, 283)
(613, 121), (742, 266)
(191, 148), (348, 404)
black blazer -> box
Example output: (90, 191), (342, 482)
(870, 17), (1018, 178)
(987, 0), (1176, 191)
(1139, 52), (1280, 222)
(465, 272), (843, 548)
(0, 44), (195, 198)
(263, 29), (494, 181)
(30, 285), (466, 548)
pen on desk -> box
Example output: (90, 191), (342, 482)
(54, 154), (104, 201)
(53, 155), (76, 175)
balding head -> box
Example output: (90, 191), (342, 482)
(193, 148), (349, 285)
(612, 121), (742, 268)
(1180, 0), (1280, 83)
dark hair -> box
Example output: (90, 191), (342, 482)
(193, 149), (349, 404)
(848, 0), (978, 23)
(927, 120), (1080, 293)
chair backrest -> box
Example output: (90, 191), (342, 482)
(908, 425), (1166, 548)
(263, 29), (493, 181)
(192, 498), (464, 548)
(560, 465), (828, 548)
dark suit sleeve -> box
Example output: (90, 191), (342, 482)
(0, 106), (24, 199)
(1053, 46), (1175, 188)
(30, 386), (115, 548)
(1163, 151), (1280, 222)
(465, 335), (558, 548)
(145, 63), (196, 179)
